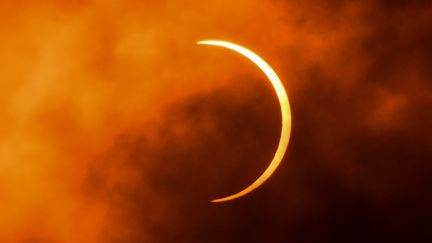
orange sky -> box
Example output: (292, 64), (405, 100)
(0, 0), (431, 242)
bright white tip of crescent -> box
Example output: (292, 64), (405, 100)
(197, 40), (292, 203)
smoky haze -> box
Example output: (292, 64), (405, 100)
(0, 0), (431, 242)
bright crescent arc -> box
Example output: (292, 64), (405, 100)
(197, 40), (292, 203)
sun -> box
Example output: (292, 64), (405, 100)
(197, 40), (292, 202)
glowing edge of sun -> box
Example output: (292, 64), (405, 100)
(197, 40), (292, 203)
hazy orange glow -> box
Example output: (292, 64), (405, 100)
(197, 40), (291, 202)
(1, 0), (430, 242)
(0, 1), (292, 241)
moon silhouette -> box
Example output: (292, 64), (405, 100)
(197, 40), (292, 203)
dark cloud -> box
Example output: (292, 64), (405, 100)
(1, 0), (431, 242)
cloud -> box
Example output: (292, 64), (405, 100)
(0, 0), (431, 242)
